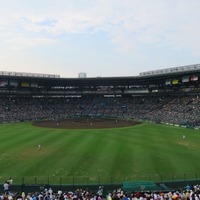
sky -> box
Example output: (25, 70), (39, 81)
(0, 0), (200, 78)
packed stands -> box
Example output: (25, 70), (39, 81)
(0, 95), (200, 128)
(2, 183), (200, 200)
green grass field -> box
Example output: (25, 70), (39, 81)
(0, 121), (200, 184)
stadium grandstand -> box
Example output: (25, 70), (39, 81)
(0, 64), (200, 128)
(1, 64), (200, 197)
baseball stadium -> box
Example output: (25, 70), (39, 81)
(1, 64), (200, 196)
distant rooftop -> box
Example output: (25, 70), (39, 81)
(140, 64), (200, 76)
(0, 71), (60, 78)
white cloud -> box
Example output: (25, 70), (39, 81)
(6, 35), (56, 50)
(1, 0), (200, 51)
(0, 0), (200, 76)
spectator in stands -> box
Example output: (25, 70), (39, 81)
(3, 181), (9, 194)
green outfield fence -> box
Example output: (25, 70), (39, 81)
(1, 180), (200, 197)
(1, 172), (200, 185)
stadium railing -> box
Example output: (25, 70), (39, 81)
(1, 172), (200, 185)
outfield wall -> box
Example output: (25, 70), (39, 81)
(1, 172), (200, 186)
(2, 179), (200, 196)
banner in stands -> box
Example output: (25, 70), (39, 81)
(182, 76), (189, 83)
(190, 75), (198, 81)
(172, 79), (179, 85)
(0, 80), (8, 87)
(21, 82), (29, 87)
(30, 83), (38, 88)
(165, 79), (171, 85)
(9, 81), (18, 87)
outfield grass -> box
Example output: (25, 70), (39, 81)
(0, 122), (200, 184)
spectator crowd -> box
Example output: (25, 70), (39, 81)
(1, 184), (200, 200)
(0, 96), (199, 128)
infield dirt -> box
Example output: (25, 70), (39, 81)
(33, 118), (141, 129)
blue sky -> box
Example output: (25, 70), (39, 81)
(0, 0), (199, 77)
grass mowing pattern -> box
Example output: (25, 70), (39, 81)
(0, 122), (200, 184)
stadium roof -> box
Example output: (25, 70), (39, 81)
(0, 64), (200, 87)
(140, 64), (200, 77)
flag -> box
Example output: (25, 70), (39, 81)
(190, 75), (198, 81)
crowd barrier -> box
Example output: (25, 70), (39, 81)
(1, 173), (200, 185)
(1, 179), (200, 196)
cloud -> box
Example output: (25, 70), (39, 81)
(6, 35), (56, 50)
(0, 0), (200, 55)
